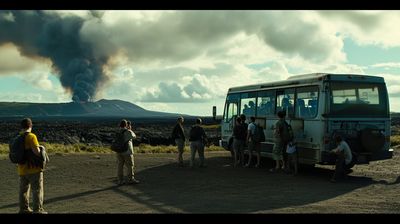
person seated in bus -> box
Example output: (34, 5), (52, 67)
(296, 99), (309, 118)
(281, 98), (293, 116)
(265, 101), (273, 115)
(308, 99), (317, 117)
(257, 103), (267, 116)
(243, 104), (250, 116)
(330, 135), (353, 183)
(248, 100), (256, 115)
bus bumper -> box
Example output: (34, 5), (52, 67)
(321, 149), (394, 164)
(370, 148), (394, 161)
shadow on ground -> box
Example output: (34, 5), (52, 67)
(1, 154), (398, 213)
(107, 156), (399, 213)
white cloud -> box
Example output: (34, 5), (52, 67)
(4, 10), (400, 114)
(0, 92), (43, 102)
(0, 44), (50, 75)
(318, 11), (400, 47)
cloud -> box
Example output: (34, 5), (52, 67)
(318, 11), (400, 47)
(0, 92), (43, 102)
(371, 62), (400, 69)
(142, 74), (216, 103)
(81, 11), (346, 66)
(0, 44), (50, 75)
(22, 73), (53, 91)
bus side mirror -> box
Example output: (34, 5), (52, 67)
(213, 106), (217, 120)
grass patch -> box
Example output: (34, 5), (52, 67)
(0, 143), (225, 155)
(391, 135), (400, 147)
(201, 124), (221, 129)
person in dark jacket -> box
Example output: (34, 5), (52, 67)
(189, 118), (208, 168)
(172, 116), (186, 166)
(232, 117), (246, 167)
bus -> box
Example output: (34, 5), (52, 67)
(219, 73), (393, 167)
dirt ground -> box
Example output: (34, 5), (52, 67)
(0, 148), (399, 214)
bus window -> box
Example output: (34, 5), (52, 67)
(296, 86), (318, 118)
(224, 93), (240, 122)
(257, 90), (275, 117)
(240, 92), (257, 119)
(276, 89), (295, 117)
(329, 82), (388, 117)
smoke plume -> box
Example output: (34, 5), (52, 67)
(0, 10), (112, 102)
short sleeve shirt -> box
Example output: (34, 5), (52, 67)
(248, 122), (256, 135)
(337, 141), (353, 165)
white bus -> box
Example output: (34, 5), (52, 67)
(219, 73), (393, 167)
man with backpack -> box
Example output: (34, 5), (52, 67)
(112, 119), (139, 185)
(245, 116), (264, 168)
(270, 111), (293, 173)
(189, 118), (208, 168)
(12, 118), (47, 214)
(171, 116), (186, 167)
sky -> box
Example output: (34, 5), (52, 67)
(0, 10), (400, 116)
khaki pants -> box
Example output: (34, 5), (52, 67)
(117, 154), (135, 182)
(175, 138), (185, 164)
(19, 172), (44, 213)
(190, 140), (205, 167)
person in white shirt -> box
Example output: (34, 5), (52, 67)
(330, 135), (353, 182)
(245, 116), (261, 168)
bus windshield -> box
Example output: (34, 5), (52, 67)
(329, 82), (389, 117)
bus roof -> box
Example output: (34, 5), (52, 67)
(228, 73), (385, 93)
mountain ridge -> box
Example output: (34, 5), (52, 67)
(0, 99), (185, 118)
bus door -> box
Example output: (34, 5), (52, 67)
(221, 93), (240, 149)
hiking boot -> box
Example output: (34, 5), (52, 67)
(117, 180), (124, 186)
(33, 209), (48, 214)
(126, 179), (140, 185)
(330, 178), (337, 183)
(345, 169), (353, 175)
(19, 208), (33, 214)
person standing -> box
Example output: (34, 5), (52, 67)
(189, 118), (208, 168)
(172, 116), (186, 167)
(245, 116), (261, 168)
(17, 118), (47, 214)
(232, 117), (246, 167)
(116, 119), (139, 185)
(270, 111), (287, 172)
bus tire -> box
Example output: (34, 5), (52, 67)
(360, 128), (385, 153)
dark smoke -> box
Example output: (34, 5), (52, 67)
(0, 10), (110, 102)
